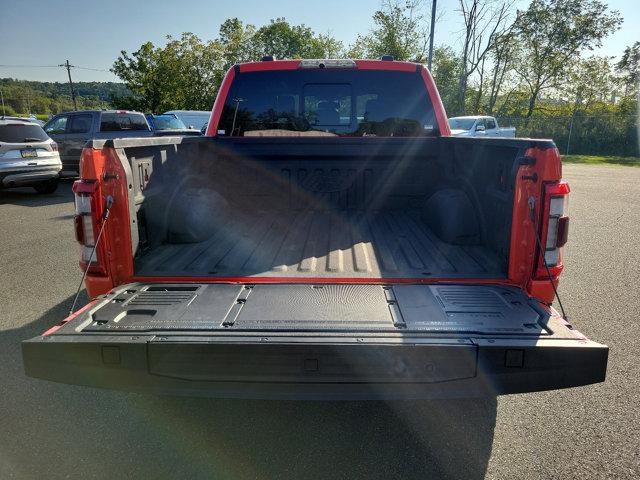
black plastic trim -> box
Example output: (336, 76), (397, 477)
(84, 134), (557, 152)
(22, 333), (608, 400)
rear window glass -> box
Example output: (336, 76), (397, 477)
(0, 124), (49, 143)
(218, 70), (437, 137)
(152, 115), (186, 130)
(448, 118), (476, 130)
(100, 113), (149, 132)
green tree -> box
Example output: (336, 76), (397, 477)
(111, 18), (344, 112)
(616, 41), (639, 98)
(252, 18), (343, 59)
(430, 46), (462, 114)
(513, 0), (622, 123)
(111, 33), (224, 112)
(218, 17), (343, 63)
(456, 0), (514, 115)
(485, 29), (519, 114)
(348, 0), (429, 61)
(563, 56), (615, 113)
(111, 41), (164, 112)
(219, 18), (258, 69)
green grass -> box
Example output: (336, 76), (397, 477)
(561, 155), (640, 167)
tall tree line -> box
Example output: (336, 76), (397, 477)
(111, 0), (633, 119)
(3, 0), (636, 155)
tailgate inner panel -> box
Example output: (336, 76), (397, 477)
(77, 283), (547, 335)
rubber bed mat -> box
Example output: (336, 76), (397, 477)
(134, 209), (503, 279)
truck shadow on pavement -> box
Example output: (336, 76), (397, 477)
(1, 295), (497, 480)
(0, 182), (74, 207)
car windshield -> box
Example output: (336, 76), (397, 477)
(0, 123), (49, 143)
(218, 69), (437, 137)
(153, 115), (187, 130)
(448, 118), (476, 130)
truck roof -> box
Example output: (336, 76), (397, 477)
(448, 115), (495, 119)
(233, 58), (422, 73)
(62, 109), (146, 115)
(163, 110), (210, 114)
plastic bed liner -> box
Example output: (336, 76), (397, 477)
(134, 209), (503, 278)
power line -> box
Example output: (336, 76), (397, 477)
(0, 64), (59, 68)
(0, 64), (109, 72)
(74, 66), (110, 72)
(1, 61), (112, 112)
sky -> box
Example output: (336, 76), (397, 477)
(0, 0), (637, 83)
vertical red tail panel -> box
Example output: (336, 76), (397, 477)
(419, 66), (451, 136)
(206, 67), (235, 137)
(511, 146), (565, 304)
(77, 146), (134, 298)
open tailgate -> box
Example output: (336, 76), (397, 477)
(22, 283), (607, 400)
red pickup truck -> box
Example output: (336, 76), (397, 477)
(23, 58), (607, 399)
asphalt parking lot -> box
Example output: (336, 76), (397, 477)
(1, 163), (638, 480)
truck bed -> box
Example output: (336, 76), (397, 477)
(122, 137), (523, 280)
(135, 208), (502, 278)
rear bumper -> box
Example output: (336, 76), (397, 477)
(0, 168), (61, 187)
(0, 157), (62, 187)
(22, 333), (608, 400)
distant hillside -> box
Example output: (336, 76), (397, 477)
(0, 78), (132, 117)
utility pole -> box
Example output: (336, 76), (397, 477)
(59, 60), (77, 111)
(566, 113), (575, 155)
(427, 0), (437, 70)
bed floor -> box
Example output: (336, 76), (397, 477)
(135, 209), (504, 278)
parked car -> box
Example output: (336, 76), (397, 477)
(163, 110), (210, 131)
(0, 118), (61, 193)
(449, 116), (516, 137)
(146, 113), (202, 136)
(24, 58), (606, 399)
(2, 115), (45, 126)
(43, 110), (153, 176)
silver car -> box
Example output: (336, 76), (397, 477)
(0, 118), (62, 193)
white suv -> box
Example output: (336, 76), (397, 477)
(0, 118), (62, 193)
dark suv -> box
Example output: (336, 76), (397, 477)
(43, 110), (152, 175)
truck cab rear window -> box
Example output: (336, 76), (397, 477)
(100, 113), (149, 132)
(219, 70), (437, 137)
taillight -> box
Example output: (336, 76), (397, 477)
(51, 142), (59, 152)
(72, 180), (100, 266)
(539, 182), (570, 271)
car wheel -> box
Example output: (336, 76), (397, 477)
(34, 178), (59, 194)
